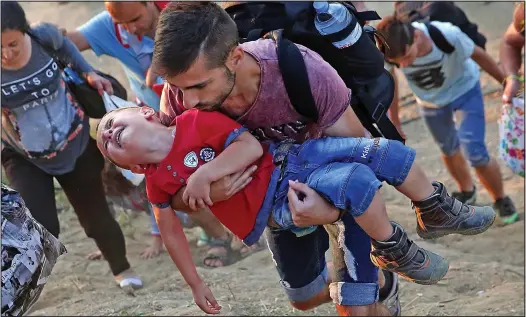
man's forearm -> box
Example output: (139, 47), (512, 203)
(171, 187), (192, 212)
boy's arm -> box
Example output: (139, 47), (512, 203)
(387, 67), (406, 139)
(152, 205), (220, 314)
(471, 46), (506, 84)
(153, 206), (202, 286)
(183, 129), (263, 210)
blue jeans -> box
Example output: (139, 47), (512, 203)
(264, 136), (415, 306)
(421, 82), (490, 167)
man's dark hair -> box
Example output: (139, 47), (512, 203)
(376, 15), (416, 59)
(1, 1), (30, 33)
(152, 2), (239, 78)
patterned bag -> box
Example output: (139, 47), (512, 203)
(499, 97), (525, 177)
(1, 184), (67, 316)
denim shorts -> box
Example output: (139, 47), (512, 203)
(421, 82), (490, 167)
(264, 136), (416, 306)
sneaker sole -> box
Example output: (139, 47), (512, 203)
(372, 258), (450, 286)
(417, 210), (497, 240)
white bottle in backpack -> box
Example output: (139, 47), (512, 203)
(313, 1), (362, 49)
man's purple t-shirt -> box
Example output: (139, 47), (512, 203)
(161, 39), (351, 142)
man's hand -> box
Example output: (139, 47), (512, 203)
(85, 71), (113, 95)
(183, 171), (213, 211)
(190, 280), (221, 314)
(287, 180), (340, 227)
(209, 166), (257, 203)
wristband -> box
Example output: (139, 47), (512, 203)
(504, 74), (524, 85)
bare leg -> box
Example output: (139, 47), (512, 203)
(441, 150), (476, 192)
(474, 157), (506, 201)
(185, 208), (232, 268)
(395, 164), (435, 201)
(354, 191), (394, 242)
(140, 235), (164, 259)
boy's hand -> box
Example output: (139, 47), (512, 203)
(183, 171), (213, 211)
(145, 67), (158, 89)
(191, 281), (221, 314)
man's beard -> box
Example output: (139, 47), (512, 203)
(197, 66), (235, 113)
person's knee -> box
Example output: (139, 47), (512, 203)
(462, 142), (490, 167)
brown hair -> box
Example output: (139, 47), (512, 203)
(376, 15), (416, 59)
(152, 2), (239, 78)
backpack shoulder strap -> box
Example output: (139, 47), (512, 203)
(267, 30), (319, 122)
(424, 22), (455, 54)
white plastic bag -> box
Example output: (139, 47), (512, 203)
(102, 91), (138, 112)
(498, 97), (525, 177)
(102, 92), (145, 185)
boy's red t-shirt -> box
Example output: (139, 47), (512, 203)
(145, 109), (276, 240)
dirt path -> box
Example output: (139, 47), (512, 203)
(18, 2), (525, 316)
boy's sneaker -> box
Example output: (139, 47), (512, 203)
(451, 186), (477, 205)
(371, 222), (449, 285)
(413, 182), (496, 240)
(494, 196), (520, 225)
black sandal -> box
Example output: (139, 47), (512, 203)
(202, 233), (235, 268)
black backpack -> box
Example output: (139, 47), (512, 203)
(224, 2), (404, 143)
(394, 1), (487, 51)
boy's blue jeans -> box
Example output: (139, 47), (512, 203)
(263, 136), (416, 306)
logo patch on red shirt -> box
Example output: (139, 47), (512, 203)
(200, 147), (215, 162)
(183, 151), (198, 168)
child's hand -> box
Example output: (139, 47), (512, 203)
(145, 67), (158, 89)
(191, 281), (221, 314)
(183, 171), (213, 211)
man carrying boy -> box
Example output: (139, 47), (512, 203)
(377, 16), (519, 224)
(96, 104), (494, 315)
(150, 3), (496, 315)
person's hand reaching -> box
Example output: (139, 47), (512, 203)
(191, 281), (221, 314)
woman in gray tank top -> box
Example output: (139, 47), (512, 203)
(1, 1), (142, 290)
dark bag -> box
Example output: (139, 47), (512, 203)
(394, 1), (487, 51)
(225, 2), (404, 143)
(27, 31), (127, 119)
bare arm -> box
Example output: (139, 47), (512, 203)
(500, 23), (525, 77)
(388, 67), (400, 124)
(154, 205), (220, 314)
(471, 46), (506, 84)
(153, 206), (202, 287)
(199, 131), (262, 183)
(65, 30), (92, 52)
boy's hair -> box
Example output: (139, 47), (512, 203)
(96, 106), (140, 170)
(1, 1), (30, 33)
(376, 15), (416, 59)
(152, 2), (239, 78)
